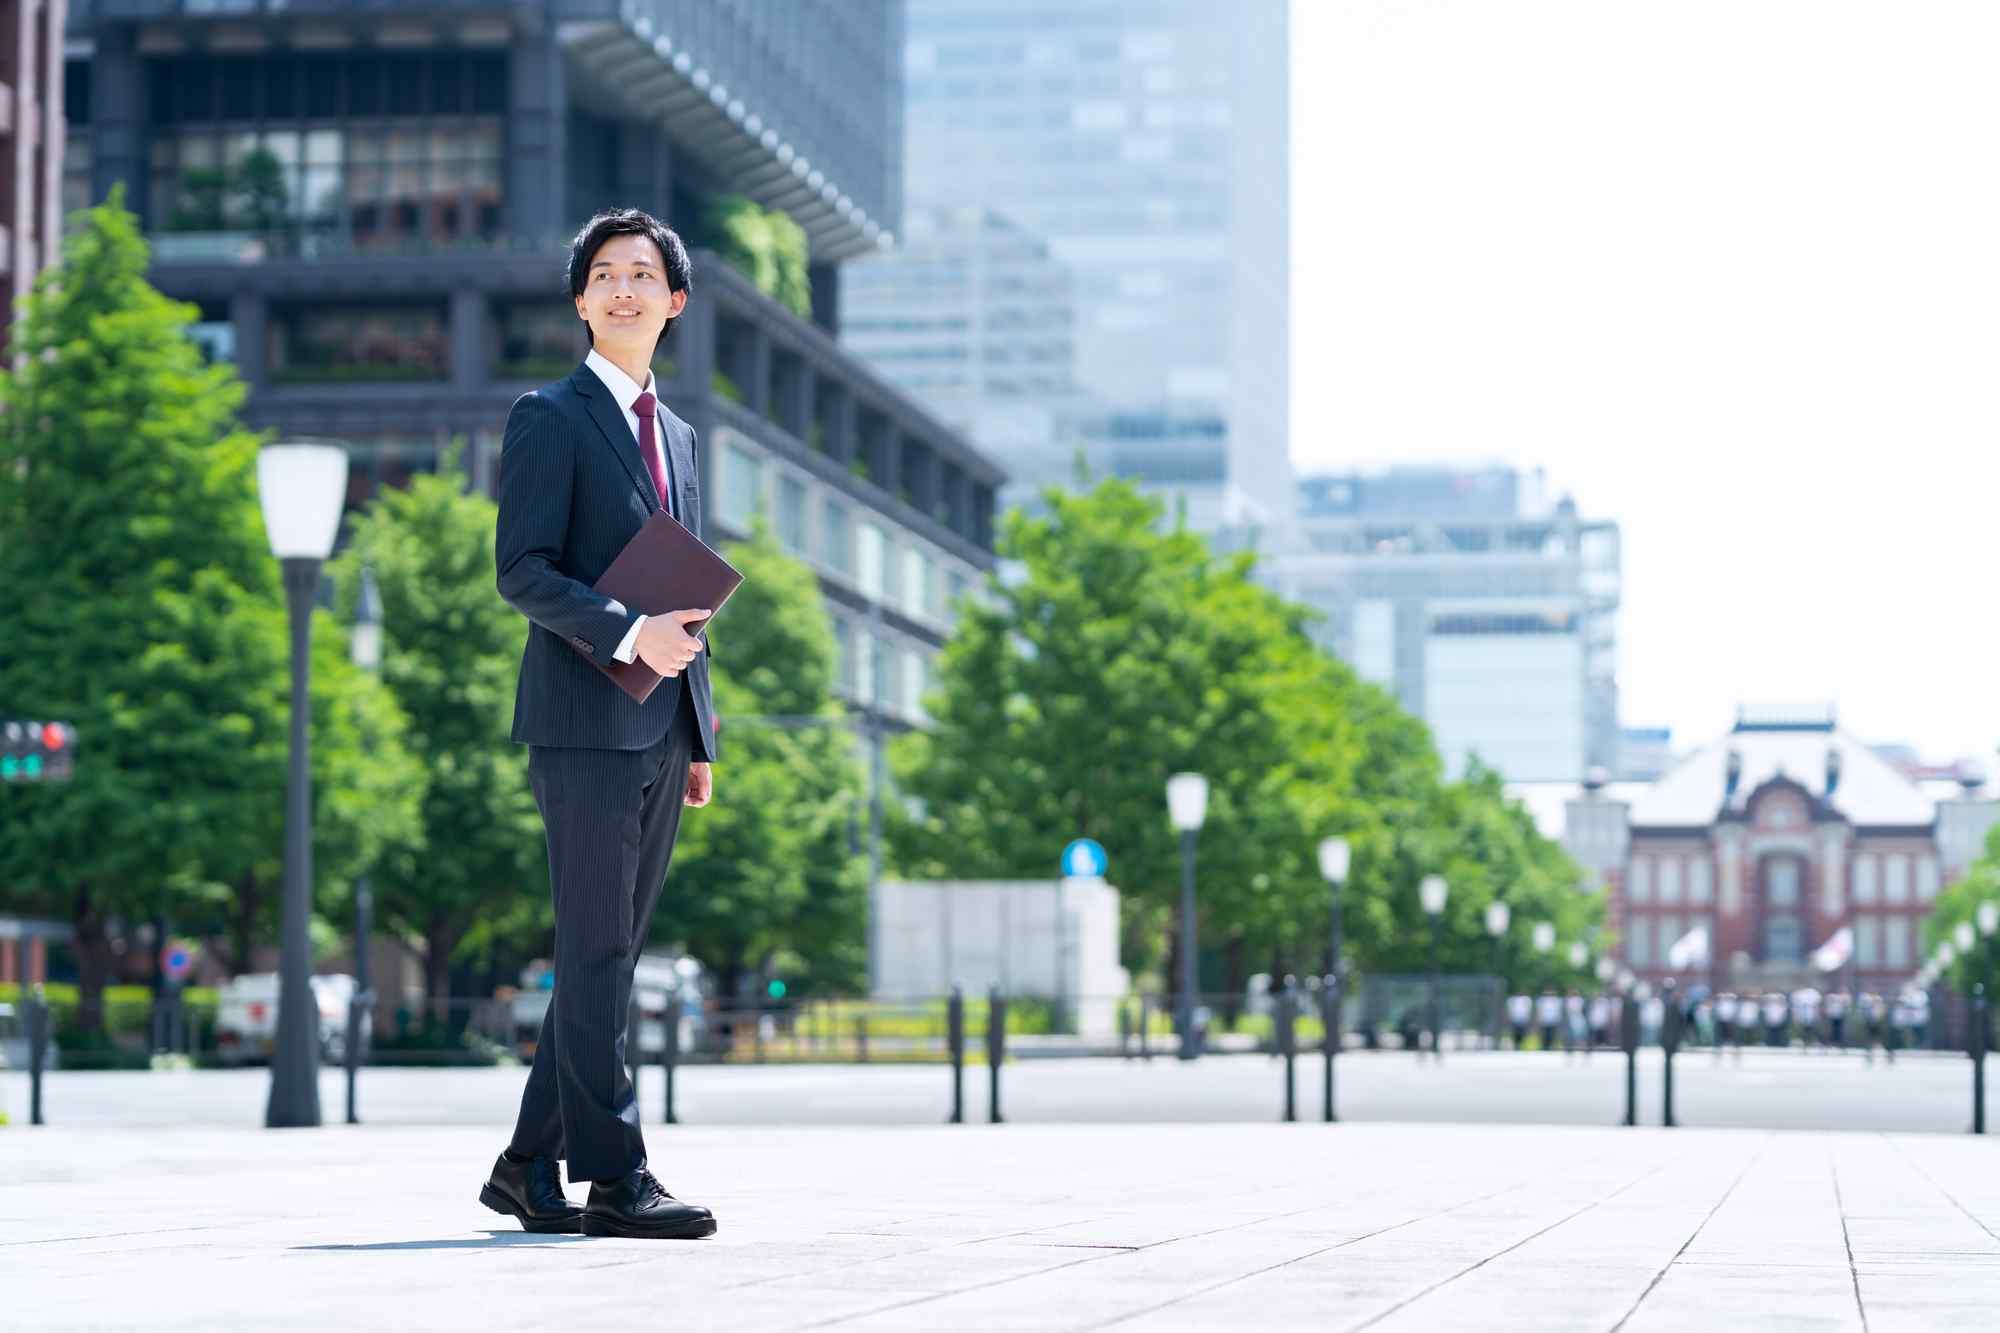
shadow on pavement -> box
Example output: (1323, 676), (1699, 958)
(294, 1230), (589, 1252)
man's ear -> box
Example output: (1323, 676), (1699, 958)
(668, 288), (689, 320)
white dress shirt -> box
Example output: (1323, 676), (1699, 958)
(584, 348), (669, 665)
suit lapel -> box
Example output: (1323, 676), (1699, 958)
(665, 417), (696, 526)
(570, 365), (658, 513)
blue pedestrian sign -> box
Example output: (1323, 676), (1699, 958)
(160, 943), (194, 984)
(1060, 838), (1108, 878)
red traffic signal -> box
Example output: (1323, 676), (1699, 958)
(2, 720), (77, 782)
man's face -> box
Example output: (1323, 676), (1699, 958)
(575, 232), (686, 356)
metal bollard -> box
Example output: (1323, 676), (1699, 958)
(344, 989), (371, 1126)
(1973, 985), (1988, 1136)
(948, 986), (966, 1124)
(662, 995), (680, 1125)
(987, 988), (1007, 1124)
(1661, 980), (1682, 1129)
(1278, 981), (1298, 1123)
(27, 991), (49, 1126)
(1619, 991), (1639, 1127)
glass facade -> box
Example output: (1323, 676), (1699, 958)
(267, 302), (450, 383)
(843, 0), (1291, 536)
(142, 54), (506, 250)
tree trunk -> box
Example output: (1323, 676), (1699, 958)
(424, 917), (460, 1030)
(227, 871), (263, 974)
(71, 881), (114, 1034)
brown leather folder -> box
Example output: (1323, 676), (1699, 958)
(579, 510), (744, 704)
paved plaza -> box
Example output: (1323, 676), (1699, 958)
(7, 1116), (2000, 1330)
(5, 1048), (1989, 1134)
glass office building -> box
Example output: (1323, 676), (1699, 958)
(59, 0), (1004, 725)
(841, 0), (1291, 546)
(1270, 466), (1623, 784)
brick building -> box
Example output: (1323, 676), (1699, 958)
(2, 0), (67, 361)
(1566, 706), (2000, 994)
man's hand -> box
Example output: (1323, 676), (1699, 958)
(685, 762), (713, 807)
(635, 608), (709, 678)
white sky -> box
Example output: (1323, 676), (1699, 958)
(1289, 1), (2000, 764)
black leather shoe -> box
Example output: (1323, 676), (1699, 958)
(582, 1168), (717, 1239)
(480, 1152), (584, 1234)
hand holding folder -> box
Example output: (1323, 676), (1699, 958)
(576, 510), (744, 704)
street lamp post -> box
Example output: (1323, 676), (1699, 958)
(1318, 836), (1350, 1121)
(1958, 920), (1979, 1047)
(1484, 900), (1510, 1049)
(1166, 773), (1209, 1062)
(256, 442), (349, 1129)
(344, 566), (382, 1126)
(1420, 875), (1448, 1059)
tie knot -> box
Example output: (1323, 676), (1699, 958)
(633, 391), (656, 419)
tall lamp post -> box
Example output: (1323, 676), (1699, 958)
(344, 566), (382, 1126)
(1484, 900), (1510, 1049)
(1958, 920), (1979, 1047)
(1420, 874), (1448, 1059)
(1166, 773), (1209, 1061)
(257, 442), (349, 1129)
(1318, 836), (1350, 1121)
(1978, 902), (2000, 995)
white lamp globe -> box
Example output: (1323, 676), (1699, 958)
(1419, 874), (1448, 916)
(1532, 921), (1556, 954)
(1484, 900), (1510, 937)
(1317, 836), (1351, 884)
(257, 443), (349, 559)
(1165, 772), (1209, 832)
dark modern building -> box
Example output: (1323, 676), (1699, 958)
(60, 0), (1002, 720)
(3, 0), (67, 361)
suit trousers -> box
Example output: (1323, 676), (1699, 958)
(508, 686), (698, 1183)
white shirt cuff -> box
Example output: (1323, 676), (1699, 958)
(613, 614), (648, 664)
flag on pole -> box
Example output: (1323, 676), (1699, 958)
(1811, 926), (1853, 973)
(1666, 924), (1709, 970)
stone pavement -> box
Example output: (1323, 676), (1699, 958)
(6, 1120), (2000, 1330)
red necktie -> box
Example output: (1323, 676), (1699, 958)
(633, 391), (670, 512)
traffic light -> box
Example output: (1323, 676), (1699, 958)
(766, 978), (787, 1001)
(1, 721), (76, 783)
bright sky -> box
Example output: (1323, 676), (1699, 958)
(1289, 1), (2000, 765)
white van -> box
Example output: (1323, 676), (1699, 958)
(215, 973), (362, 1065)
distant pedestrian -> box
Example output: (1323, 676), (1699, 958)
(1762, 991), (1788, 1047)
(1714, 992), (1738, 1051)
(1564, 990), (1588, 1056)
(1588, 993), (1612, 1049)
(1536, 989), (1561, 1050)
(1827, 991), (1850, 1048)
(1507, 993), (1532, 1049)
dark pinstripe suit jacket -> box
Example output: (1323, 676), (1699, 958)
(495, 362), (717, 760)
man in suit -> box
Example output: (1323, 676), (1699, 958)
(479, 208), (718, 1240)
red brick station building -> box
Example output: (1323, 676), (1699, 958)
(1564, 708), (2000, 995)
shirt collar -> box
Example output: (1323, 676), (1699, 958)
(585, 347), (656, 413)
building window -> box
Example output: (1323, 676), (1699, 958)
(1658, 915), (1682, 962)
(776, 475), (809, 555)
(1688, 858), (1713, 906)
(1627, 856), (1652, 906)
(858, 522), (888, 599)
(901, 647), (928, 720)
(904, 547), (934, 619)
(1855, 915), (1881, 966)
(822, 499), (853, 576)
(830, 616), (855, 697)
(1628, 915), (1653, 966)
(1916, 856), (1940, 901)
(1762, 858), (1804, 962)
(1884, 854), (1910, 905)
(722, 443), (764, 529)
(267, 303), (449, 383)
(1854, 854), (1879, 905)
(496, 301), (585, 381)
(1884, 915), (1911, 968)
(1658, 857), (1682, 905)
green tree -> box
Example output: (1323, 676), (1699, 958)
(697, 194), (812, 320)
(0, 193), (418, 1028)
(663, 525), (868, 1002)
(326, 449), (547, 1003)
(1926, 823), (2000, 996)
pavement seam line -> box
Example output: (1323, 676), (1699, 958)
(1606, 1132), (1772, 1333)
(1828, 1138), (1872, 1333)
(1083, 1155), (1643, 1333)
(1338, 1151), (1684, 1333)
(1878, 1132), (2000, 1248)
(795, 1176), (1537, 1333)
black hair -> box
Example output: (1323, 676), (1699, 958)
(566, 207), (693, 351)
